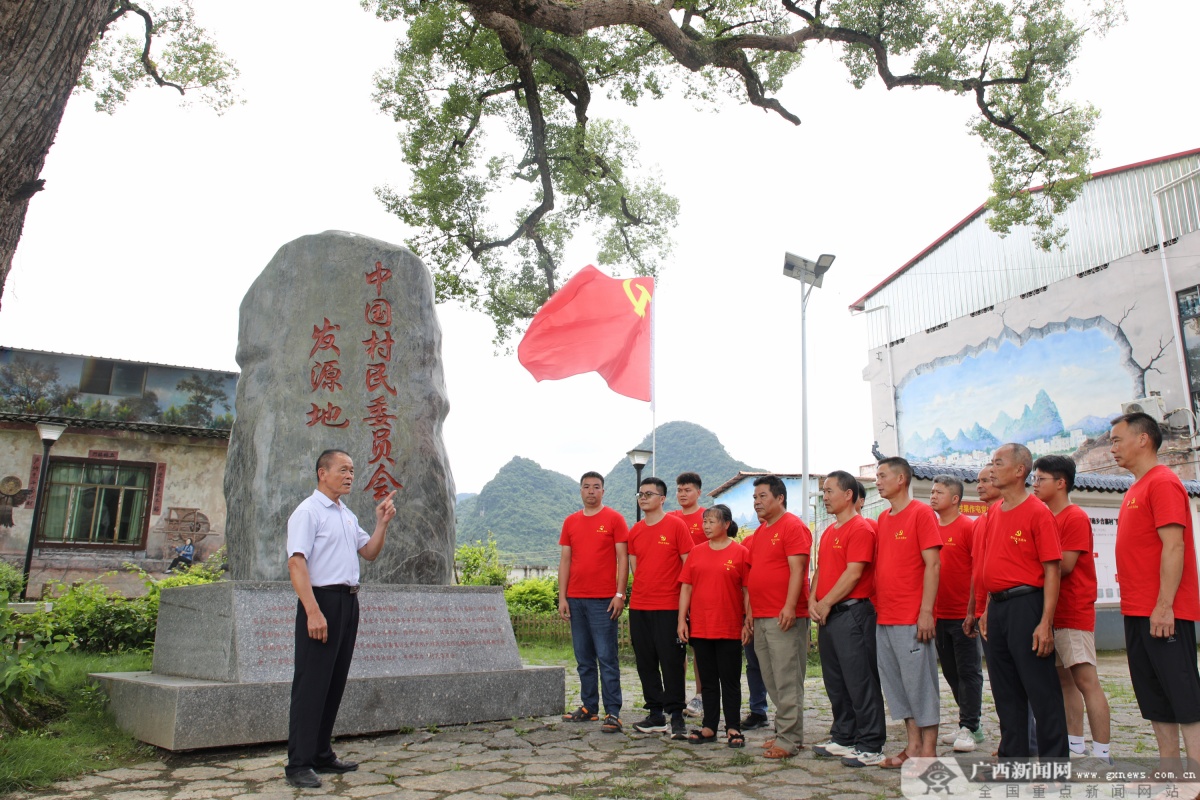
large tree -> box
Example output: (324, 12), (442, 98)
(368, 0), (1123, 342)
(0, 0), (235, 310)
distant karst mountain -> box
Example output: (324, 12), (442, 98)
(455, 421), (762, 564)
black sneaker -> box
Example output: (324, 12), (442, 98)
(740, 712), (769, 730)
(284, 769), (322, 789)
(633, 714), (668, 733)
(670, 714), (687, 740)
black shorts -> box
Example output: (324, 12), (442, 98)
(1124, 616), (1200, 724)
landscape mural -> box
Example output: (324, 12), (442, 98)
(896, 320), (1137, 465)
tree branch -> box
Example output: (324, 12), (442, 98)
(122, 1), (186, 95)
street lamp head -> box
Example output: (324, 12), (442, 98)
(782, 252), (836, 288)
(627, 447), (652, 468)
(35, 422), (67, 444)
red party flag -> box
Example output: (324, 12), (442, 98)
(517, 265), (654, 402)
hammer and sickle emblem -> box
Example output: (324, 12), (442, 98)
(623, 279), (652, 318)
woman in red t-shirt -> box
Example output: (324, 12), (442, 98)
(677, 504), (751, 747)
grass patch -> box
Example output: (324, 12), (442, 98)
(0, 651), (155, 794)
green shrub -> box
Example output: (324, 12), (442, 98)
(0, 562), (23, 598)
(455, 534), (510, 587)
(1, 591), (74, 729)
(504, 576), (558, 615)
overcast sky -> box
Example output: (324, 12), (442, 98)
(3, 1), (1197, 493)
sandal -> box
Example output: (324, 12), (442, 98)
(879, 751), (910, 769)
(761, 738), (776, 749)
(762, 745), (795, 759)
(687, 728), (717, 744)
(727, 730), (745, 748)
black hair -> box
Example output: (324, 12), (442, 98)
(1033, 454), (1076, 492)
(825, 470), (859, 502)
(1110, 411), (1164, 451)
(639, 476), (668, 496)
(580, 471), (605, 486)
(703, 504), (739, 538)
(752, 475), (787, 504)
(675, 472), (702, 490)
(316, 449), (350, 478)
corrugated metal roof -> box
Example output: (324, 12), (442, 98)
(850, 148), (1200, 349)
(0, 412), (231, 440)
(909, 462), (1200, 498)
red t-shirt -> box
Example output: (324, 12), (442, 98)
(935, 515), (976, 620)
(746, 512), (812, 618)
(1116, 465), (1200, 620)
(673, 509), (708, 546)
(558, 506), (629, 598)
(972, 510), (992, 615)
(875, 500), (942, 625)
(679, 541), (749, 639)
(979, 494), (1061, 593)
(628, 514), (693, 610)
(1053, 504), (1097, 631)
(815, 515), (875, 601)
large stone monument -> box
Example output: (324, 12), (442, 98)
(224, 230), (454, 584)
(93, 232), (564, 748)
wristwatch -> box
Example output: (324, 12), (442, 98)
(614, 593), (625, 599)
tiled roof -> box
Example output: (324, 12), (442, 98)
(908, 462), (1200, 498)
(0, 412), (230, 440)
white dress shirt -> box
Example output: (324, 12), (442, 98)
(286, 490), (370, 587)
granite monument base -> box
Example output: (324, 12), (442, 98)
(92, 582), (565, 750)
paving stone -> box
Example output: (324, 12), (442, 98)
(94, 769), (158, 781)
(172, 786), (244, 799)
(399, 770), (510, 792)
(51, 777), (116, 791)
(169, 766), (235, 780)
(344, 785), (403, 797)
(103, 791), (170, 800)
(224, 756), (286, 771)
(128, 763), (168, 773)
(481, 780), (545, 797)
(669, 771), (747, 786)
(517, 762), (573, 776)
(758, 786), (823, 800)
(234, 768), (284, 782)
(337, 771), (390, 786)
(230, 793), (297, 800)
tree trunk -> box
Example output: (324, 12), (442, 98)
(0, 0), (110, 307)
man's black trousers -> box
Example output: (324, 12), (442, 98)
(287, 587), (359, 774)
(629, 609), (687, 716)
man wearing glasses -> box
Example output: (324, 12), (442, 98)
(628, 476), (694, 738)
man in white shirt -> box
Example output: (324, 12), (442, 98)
(284, 449), (396, 789)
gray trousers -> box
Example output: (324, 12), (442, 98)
(753, 616), (810, 753)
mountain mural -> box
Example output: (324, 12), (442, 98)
(905, 390), (1091, 461)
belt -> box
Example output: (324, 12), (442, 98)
(989, 585), (1039, 603)
(830, 598), (866, 614)
(313, 584), (359, 594)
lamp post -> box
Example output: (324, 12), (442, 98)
(627, 447), (653, 521)
(782, 252), (835, 527)
(21, 422), (67, 601)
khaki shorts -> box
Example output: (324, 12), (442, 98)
(1054, 627), (1096, 668)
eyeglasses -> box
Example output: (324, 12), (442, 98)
(635, 492), (665, 499)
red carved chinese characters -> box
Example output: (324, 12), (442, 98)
(365, 363), (397, 397)
(365, 299), (392, 327)
(362, 330), (395, 361)
(310, 318), (341, 357)
(306, 402), (350, 429)
(365, 261), (393, 297)
(310, 360), (344, 392)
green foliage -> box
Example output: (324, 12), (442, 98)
(1, 592), (74, 730)
(0, 562), (24, 599)
(162, 372), (231, 428)
(36, 552), (227, 654)
(504, 576), (559, 615)
(0, 651), (154, 792)
(366, 0), (1118, 341)
(455, 534), (510, 586)
(77, 1), (241, 115)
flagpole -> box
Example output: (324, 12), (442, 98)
(650, 278), (657, 476)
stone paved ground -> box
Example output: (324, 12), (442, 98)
(8, 654), (1160, 800)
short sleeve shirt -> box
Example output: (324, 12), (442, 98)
(1054, 504), (1097, 631)
(746, 512), (812, 618)
(673, 509), (708, 546)
(935, 515), (977, 620)
(559, 506), (630, 599)
(679, 541), (749, 639)
(979, 494), (1061, 593)
(628, 514), (693, 610)
(286, 490), (371, 587)
(972, 509), (993, 615)
(815, 515), (875, 601)
(875, 500), (942, 625)
(1116, 465), (1200, 620)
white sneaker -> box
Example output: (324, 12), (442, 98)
(952, 727), (977, 752)
(940, 727), (961, 745)
(1069, 748), (1087, 759)
(683, 696), (703, 718)
(842, 748), (886, 767)
(812, 740), (856, 758)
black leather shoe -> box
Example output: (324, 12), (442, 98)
(740, 712), (769, 730)
(284, 768), (322, 788)
(314, 757), (359, 774)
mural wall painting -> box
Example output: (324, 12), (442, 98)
(895, 314), (1176, 466)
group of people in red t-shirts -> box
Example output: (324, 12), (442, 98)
(558, 412), (1200, 772)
